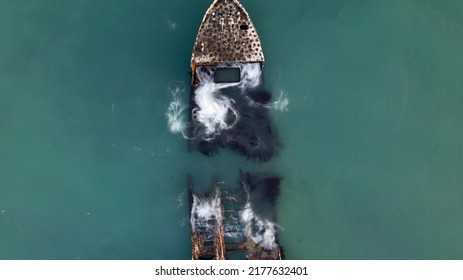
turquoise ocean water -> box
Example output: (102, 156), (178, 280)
(1, 0), (463, 259)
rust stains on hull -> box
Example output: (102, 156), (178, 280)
(191, 0), (264, 72)
(190, 185), (283, 260)
(190, 187), (226, 260)
(188, 0), (282, 260)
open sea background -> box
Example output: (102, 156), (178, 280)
(1, 0), (463, 259)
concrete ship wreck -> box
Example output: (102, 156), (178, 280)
(189, 172), (284, 260)
(189, 0), (281, 162)
(188, 0), (284, 260)
(190, 0), (264, 73)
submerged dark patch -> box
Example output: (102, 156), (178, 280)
(214, 67), (241, 83)
(190, 85), (282, 162)
(240, 171), (282, 220)
(247, 89), (272, 105)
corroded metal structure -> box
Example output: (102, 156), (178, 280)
(190, 188), (226, 260)
(191, 0), (264, 72)
(189, 0), (283, 260)
(189, 185), (283, 260)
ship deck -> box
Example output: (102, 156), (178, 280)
(191, 0), (264, 72)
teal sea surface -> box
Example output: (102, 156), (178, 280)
(1, 0), (463, 259)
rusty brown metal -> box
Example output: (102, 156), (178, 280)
(190, 188), (226, 260)
(190, 186), (282, 260)
(189, 0), (282, 260)
(191, 0), (264, 69)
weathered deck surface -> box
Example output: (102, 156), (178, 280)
(190, 186), (282, 260)
(190, 188), (226, 260)
(189, 0), (280, 260)
(191, 0), (264, 68)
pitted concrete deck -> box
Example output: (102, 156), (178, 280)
(191, 0), (264, 68)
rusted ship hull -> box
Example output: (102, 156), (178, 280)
(188, 0), (282, 162)
(189, 174), (284, 260)
(190, 0), (264, 78)
(188, 0), (284, 260)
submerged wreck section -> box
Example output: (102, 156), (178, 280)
(189, 173), (284, 260)
(190, 187), (226, 260)
(190, 62), (282, 162)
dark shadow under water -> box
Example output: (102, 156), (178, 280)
(191, 86), (283, 163)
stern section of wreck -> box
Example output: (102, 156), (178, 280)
(189, 173), (284, 260)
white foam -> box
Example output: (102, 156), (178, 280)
(167, 19), (177, 30)
(166, 85), (188, 138)
(254, 219), (278, 250)
(193, 62), (262, 138)
(194, 81), (236, 136)
(190, 193), (223, 231)
(166, 63), (267, 141)
(240, 202), (278, 250)
(272, 89), (290, 112)
(239, 63), (263, 89)
(224, 232), (243, 239)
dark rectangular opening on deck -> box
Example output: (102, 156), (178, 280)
(214, 67), (241, 83)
